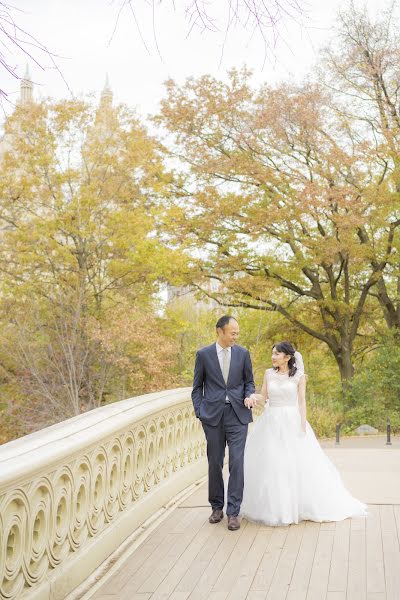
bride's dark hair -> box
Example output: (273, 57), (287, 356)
(272, 341), (297, 377)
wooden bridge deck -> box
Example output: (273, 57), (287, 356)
(87, 441), (400, 600)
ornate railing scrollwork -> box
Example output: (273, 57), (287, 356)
(0, 388), (207, 600)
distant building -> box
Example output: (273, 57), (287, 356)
(0, 69), (114, 159)
(166, 278), (221, 312)
(0, 66), (34, 161)
(19, 64), (34, 105)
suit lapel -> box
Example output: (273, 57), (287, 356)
(213, 343), (227, 385)
(226, 345), (235, 385)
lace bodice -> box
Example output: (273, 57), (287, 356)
(266, 368), (303, 407)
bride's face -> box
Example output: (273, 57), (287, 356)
(271, 348), (290, 369)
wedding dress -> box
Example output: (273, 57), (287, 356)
(240, 368), (367, 526)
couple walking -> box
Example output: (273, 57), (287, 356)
(191, 315), (366, 530)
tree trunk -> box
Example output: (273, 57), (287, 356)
(334, 346), (355, 394)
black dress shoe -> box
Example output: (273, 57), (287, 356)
(227, 515), (240, 530)
(209, 509), (224, 524)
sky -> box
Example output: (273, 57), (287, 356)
(2, 0), (388, 118)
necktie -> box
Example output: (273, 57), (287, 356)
(222, 348), (230, 383)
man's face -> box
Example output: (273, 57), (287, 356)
(217, 319), (240, 347)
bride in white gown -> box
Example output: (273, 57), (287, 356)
(241, 341), (367, 526)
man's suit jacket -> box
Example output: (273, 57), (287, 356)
(191, 343), (255, 426)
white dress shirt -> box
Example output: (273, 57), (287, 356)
(216, 342), (231, 401)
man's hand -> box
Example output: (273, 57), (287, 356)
(244, 395), (257, 409)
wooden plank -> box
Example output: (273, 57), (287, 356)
(89, 498), (400, 600)
(119, 532), (184, 598)
(179, 482), (208, 507)
(150, 511), (217, 600)
(119, 508), (203, 598)
(168, 594), (191, 600)
(286, 521), (320, 600)
(320, 522), (336, 531)
(93, 594), (151, 600)
(208, 593), (229, 600)
(266, 523), (305, 600)
(226, 528), (274, 600)
(380, 505), (400, 600)
(394, 504), (400, 541)
(213, 521), (259, 595)
(365, 505), (385, 596)
(137, 509), (209, 594)
(174, 520), (226, 596)
(187, 520), (249, 600)
(351, 515), (367, 531)
(250, 527), (289, 593)
(346, 515), (366, 600)
(327, 518), (350, 593)
(305, 528), (334, 600)
(94, 507), (192, 596)
(171, 505), (205, 532)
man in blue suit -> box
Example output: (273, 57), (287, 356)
(192, 315), (256, 530)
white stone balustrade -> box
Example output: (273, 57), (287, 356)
(0, 388), (207, 600)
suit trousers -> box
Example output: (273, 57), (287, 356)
(202, 403), (248, 517)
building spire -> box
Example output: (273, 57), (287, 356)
(20, 64), (33, 104)
(100, 74), (113, 107)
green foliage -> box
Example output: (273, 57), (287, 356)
(164, 299), (220, 385)
(0, 98), (180, 442)
(307, 402), (344, 439)
(343, 332), (400, 433)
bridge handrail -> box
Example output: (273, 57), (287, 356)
(0, 387), (206, 600)
(0, 388), (191, 486)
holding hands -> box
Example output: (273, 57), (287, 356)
(245, 370), (268, 410)
(244, 394), (258, 409)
